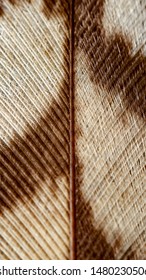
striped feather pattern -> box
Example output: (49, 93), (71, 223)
(0, 0), (70, 259)
(75, 0), (146, 259)
(0, 0), (146, 259)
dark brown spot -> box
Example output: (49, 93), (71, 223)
(0, 6), (3, 16)
(8, 0), (16, 4)
(42, 0), (58, 19)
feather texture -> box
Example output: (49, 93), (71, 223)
(0, 0), (145, 259)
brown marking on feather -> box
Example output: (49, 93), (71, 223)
(0, 0), (32, 17)
(0, 0), (31, 9)
(0, 6), (3, 16)
(75, 0), (145, 259)
(7, 0), (17, 4)
(0, 0), (145, 260)
(0, 1), (70, 214)
(0, 85), (69, 214)
(75, 0), (146, 122)
(75, 157), (122, 259)
(42, 0), (58, 19)
(0, 0), (65, 19)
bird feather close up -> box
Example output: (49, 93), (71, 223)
(0, 0), (146, 259)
